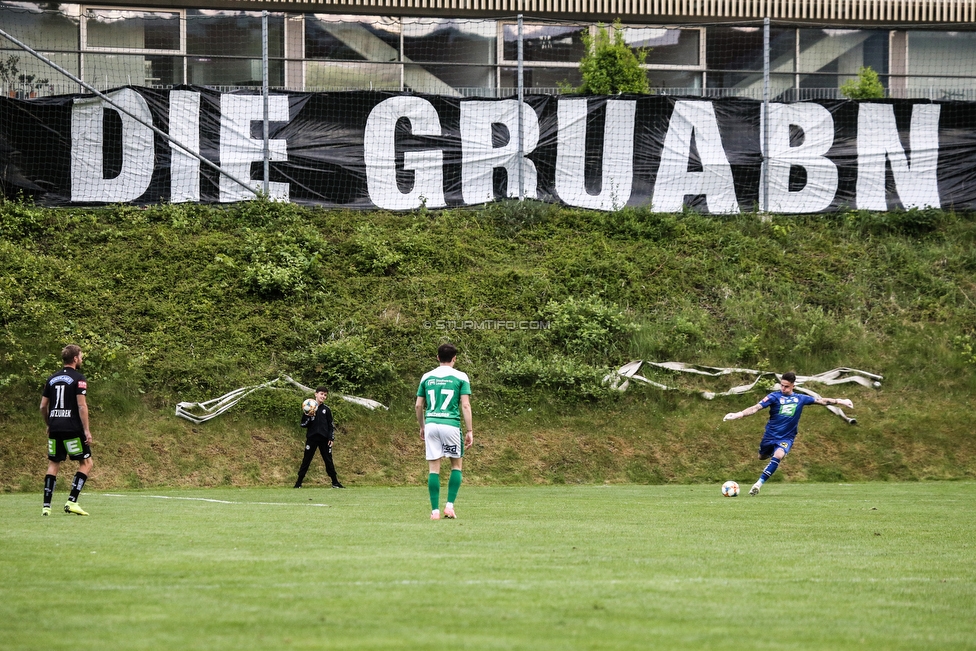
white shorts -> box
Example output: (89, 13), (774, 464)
(424, 423), (462, 460)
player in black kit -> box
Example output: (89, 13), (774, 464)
(40, 344), (93, 516)
(293, 386), (344, 489)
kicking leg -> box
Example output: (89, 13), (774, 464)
(751, 448), (787, 496)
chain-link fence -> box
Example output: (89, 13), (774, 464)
(3, 3), (976, 210)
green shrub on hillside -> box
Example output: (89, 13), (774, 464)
(348, 223), (406, 275)
(297, 335), (396, 394)
(955, 335), (976, 366)
(541, 296), (636, 357)
(497, 354), (614, 400)
(241, 223), (325, 297)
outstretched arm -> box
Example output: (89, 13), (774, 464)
(724, 403), (763, 421)
(815, 397), (854, 409)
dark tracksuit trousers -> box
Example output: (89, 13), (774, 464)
(295, 403), (340, 487)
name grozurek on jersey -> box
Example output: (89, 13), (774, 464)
(43, 369), (88, 432)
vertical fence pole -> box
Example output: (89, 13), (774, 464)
(517, 13), (525, 202)
(762, 16), (770, 216)
(262, 10), (270, 196)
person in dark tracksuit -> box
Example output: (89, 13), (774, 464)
(294, 386), (344, 489)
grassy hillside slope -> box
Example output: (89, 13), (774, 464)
(1, 200), (975, 491)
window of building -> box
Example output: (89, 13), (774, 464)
(502, 24), (587, 64)
(500, 66), (581, 91)
(0, 3), (80, 93)
(907, 30), (976, 94)
(306, 60), (400, 90)
(85, 8), (180, 50)
(624, 27), (703, 91)
(185, 10), (284, 86)
(403, 19), (495, 65)
(623, 27), (701, 66)
(798, 28), (888, 90)
(647, 69), (701, 90)
(305, 15), (399, 62)
(402, 19), (495, 92)
(706, 26), (795, 73)
(80, 8), (182, 86)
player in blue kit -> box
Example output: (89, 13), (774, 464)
(723, 371), (854, 496)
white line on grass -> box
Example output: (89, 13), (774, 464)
(101, 493), (330, 507)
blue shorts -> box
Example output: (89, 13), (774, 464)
(759, 438), (793, 460)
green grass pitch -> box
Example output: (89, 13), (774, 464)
(2, 483), (974, 650)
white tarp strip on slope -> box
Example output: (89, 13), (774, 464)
(605, 361), (880, 425)
(175, 375), (387, 425)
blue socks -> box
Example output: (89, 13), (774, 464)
(759, 457), (781, 484)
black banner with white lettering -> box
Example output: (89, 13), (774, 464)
(3, 87), (976, 212)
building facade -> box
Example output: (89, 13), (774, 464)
(2, 0), (976, 98)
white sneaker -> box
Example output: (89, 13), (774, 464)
(749, 482), (762, 496)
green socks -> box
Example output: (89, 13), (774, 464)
(447, 469), (462, 504)
(429, 470), (462, 511)
(428, 473), (440, 511)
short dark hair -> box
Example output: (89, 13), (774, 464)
(437, 343), (458, 363)
(781, 371), (797, 384)
(62, 344), (82, 365)
(315, 386), (329, 394)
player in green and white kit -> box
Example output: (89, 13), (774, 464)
(415, 343), (472, 520)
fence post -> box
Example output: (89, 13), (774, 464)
(517, 13), (525, 201)
(762, 16), (770, 216)
(262, 10), (270, 196)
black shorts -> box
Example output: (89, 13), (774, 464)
(48, 432), (91, 462)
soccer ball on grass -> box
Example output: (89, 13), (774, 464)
(721, 481), (740, 497)
(302, 398), (318, 415)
